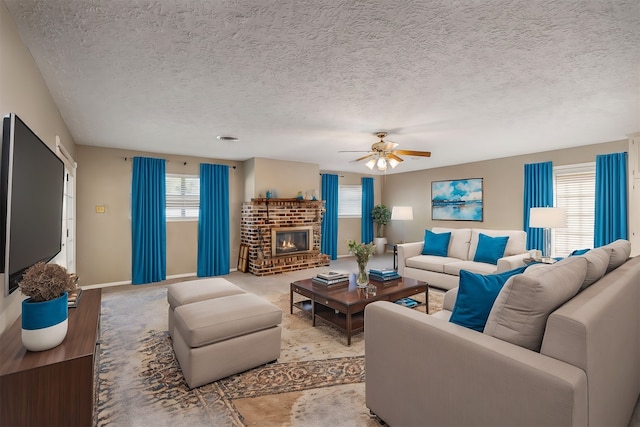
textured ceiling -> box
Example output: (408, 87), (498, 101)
(4, 0), (640, 174)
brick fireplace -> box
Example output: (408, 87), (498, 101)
(240, 198), (330, 276)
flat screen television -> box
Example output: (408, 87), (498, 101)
(1, 113), (64, 296)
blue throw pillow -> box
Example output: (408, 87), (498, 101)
(421, 229), (451, 256)
(473, 233), (509, 265)
(570, 248), (590, 256)
(449, 266), (528, 332)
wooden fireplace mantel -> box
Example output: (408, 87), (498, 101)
(250, 198), (323, 204)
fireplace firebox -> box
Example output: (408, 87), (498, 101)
(272, 226), (312, 256)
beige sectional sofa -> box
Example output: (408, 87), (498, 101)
(365, 240), (640, 427)
(397, 227), (530, 290)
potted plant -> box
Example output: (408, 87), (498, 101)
(19, 262), (78, 351)
(371, 204), (391, 255)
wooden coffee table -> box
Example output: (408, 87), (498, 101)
(290, 275), (428, 345)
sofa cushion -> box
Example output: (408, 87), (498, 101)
(449, 266), (528, 332)
(484, 256), (587, 351)
(406, 255), (462, 273)
(432, 227), (472, 261)
(468, 229), (527, 259)
(421, 229), (452, 256)
(473, 233), (509, 265)
(167, 278), (245, 310)
(443, 260), (497, 276)
(575, 247), (610, 290)
(174, 293), (282, 348)
(600, 239), (631, 273)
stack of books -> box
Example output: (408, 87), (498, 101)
(311, 271), (349, 287)
(395, 297), (419, 308)
(369, 268), (401, 282)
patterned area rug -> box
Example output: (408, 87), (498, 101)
(95, 282), (443, 426)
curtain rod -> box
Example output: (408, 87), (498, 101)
(123, 157), (236, 168)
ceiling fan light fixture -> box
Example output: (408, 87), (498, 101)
(343, 131), (431, 172)
(365, 158), (376, 169)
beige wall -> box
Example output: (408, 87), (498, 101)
(76, 145), (243, 286)
(0, 2), (77, 334)
(382, 140), (629, 244)
(248, 157), (320, 200)
(243, 158), (256, 202)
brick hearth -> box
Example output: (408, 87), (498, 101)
(241, 198), (330, 276)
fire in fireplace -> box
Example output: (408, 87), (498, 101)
(272, 226), (313, 256)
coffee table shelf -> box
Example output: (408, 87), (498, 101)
(292, 299), (313, 313)
(315, 310), (365, 335)
(292, 298), (365, 336)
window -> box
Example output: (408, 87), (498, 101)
(338, 185), (362, 218)
(166, 173), (200, 220)
(553, 163), (595, 257)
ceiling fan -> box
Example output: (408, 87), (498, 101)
(341, 131), (431, 171)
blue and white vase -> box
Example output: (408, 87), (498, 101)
(21, 292), (68, 352)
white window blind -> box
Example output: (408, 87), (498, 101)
(166, 173), (200, 220)
(338, 185), (362, 217)
(554, 163), (595, 257)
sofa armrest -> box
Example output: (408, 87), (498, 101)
(496, 252), (530, 272)
(365, 301), (588, 427)
(396, 242), (423, 276)
(443, 287), (458, 311)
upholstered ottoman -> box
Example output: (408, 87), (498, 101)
(167, 278), (246, 337)
(172, 293), (282, 388)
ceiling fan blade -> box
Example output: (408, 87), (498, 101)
(387, 153), (404, 163)
(351, 153), (376, 162)
(394, 149), (431, 157)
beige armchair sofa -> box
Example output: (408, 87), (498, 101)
(397, 227), (530, 290)
(365, 240), (640, 426)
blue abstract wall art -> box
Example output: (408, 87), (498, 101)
(431, 178), (483, 221)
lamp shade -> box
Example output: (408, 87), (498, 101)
(391, 206), (413, 221)
(529, 207), (567, 228)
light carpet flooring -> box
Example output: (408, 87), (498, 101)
(97, 253), (428, 426)
(96, 252), (640, 426)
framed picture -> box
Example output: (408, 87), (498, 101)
(431, 178), (483, 221)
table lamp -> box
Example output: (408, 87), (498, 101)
(529, 207), (567, 261)
(391, 206), (413, 243)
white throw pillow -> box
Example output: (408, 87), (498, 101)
(484, 256), (587, 351)
(575, 247), (610, 290)
(600, 239), (631, 273)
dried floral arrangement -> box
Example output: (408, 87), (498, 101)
(19, 262), (78, 302)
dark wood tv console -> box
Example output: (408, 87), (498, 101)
(0, 288), (102, 426)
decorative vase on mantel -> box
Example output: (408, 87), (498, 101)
(347, 240), (376, 289)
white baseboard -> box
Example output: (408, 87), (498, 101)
(81, 280), (132, 290)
